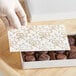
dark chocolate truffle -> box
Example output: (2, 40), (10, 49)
(25, 55), (35, 61)
(56, 54), (67, 59)
(70, 46), (76, 52)
(68, 36), (75, 45)
(69, 52), (76, 59)
(38, 53), (50, 61)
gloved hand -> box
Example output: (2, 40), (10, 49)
(0, 0), (27, 29)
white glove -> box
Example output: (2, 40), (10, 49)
(0, 0), (27, 29)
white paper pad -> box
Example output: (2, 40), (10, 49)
(8, 25), (70, 52)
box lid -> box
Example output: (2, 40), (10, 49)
(25, 0), (76, 22)
(8, 25), (70, 52)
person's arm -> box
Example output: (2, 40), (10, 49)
(0, 0), (27, 29)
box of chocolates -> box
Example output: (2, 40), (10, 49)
(8, 24), (73, 69)
(20, 35), (76, 69)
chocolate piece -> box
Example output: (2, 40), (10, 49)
(38, 53), (50, 61)
(25, 55), (36, 62)
(69, 52), (76, 59)
(70, 46), (76, 52)
(25, 51), (34, 55)
(48, 51), (56, 60)
(68, 36), (75, 45)
(56, 54), (67, 59)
